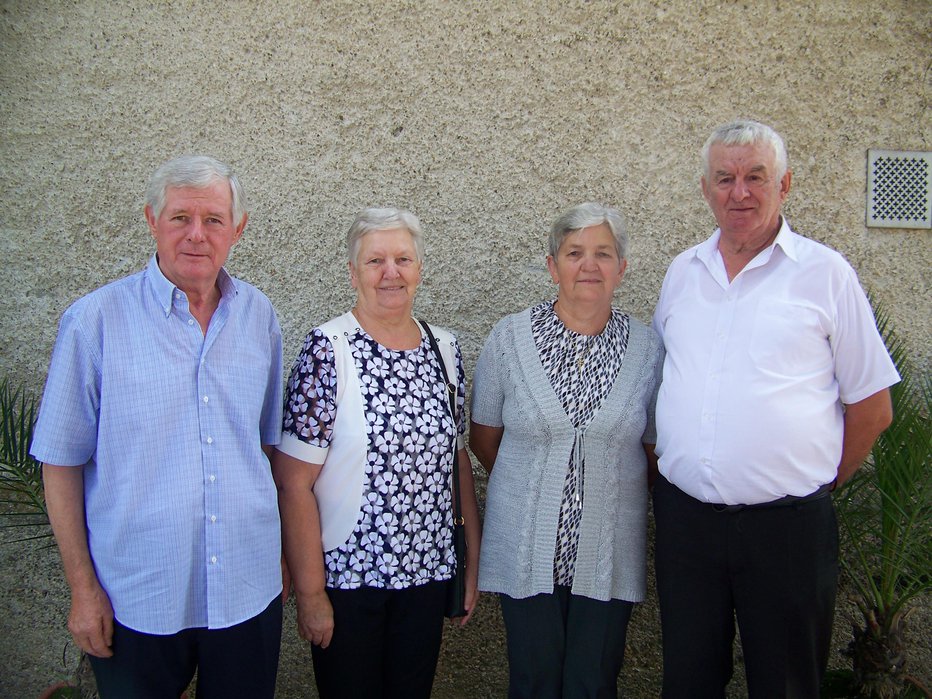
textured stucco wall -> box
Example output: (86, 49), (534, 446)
(0, 0), (929, 387)
(0, 2), (930, 696)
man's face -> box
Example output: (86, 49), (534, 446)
(701, 141), (791, 246)
(145, 180), (246, 294)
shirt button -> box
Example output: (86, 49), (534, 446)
(210, 515), (217, 523)
(206, 436), (213, 444)
(188, 319), (194, 325)
(203, 396), (209, 404)
(210, 555), (217, 564)
(209, 474), (216, 482)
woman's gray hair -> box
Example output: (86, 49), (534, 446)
(701, 119), (788, 181)
(145, 155), (247, 226)
(549, 203), (628, 259)
(346, 207), (424, 264)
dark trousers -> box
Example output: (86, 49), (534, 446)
(311, 581), (446, 699)
(88, 596), (282, 699)
(499, 586), (635, 699)
(653, 476), (838, 699)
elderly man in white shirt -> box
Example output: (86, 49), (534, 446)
(651, 119), (900, 698)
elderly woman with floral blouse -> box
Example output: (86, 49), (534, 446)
(470, 202), (663, 699)
(273, 207), (481, 699)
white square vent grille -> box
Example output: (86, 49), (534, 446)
(866, 149), (932, 229)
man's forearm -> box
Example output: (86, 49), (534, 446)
(43, 465), (99, 592)
(836, 389), (893, 487)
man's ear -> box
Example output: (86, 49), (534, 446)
(144, 205), (158, 239)
(232, 212), (248, 244)
(779, 170), (792, 202)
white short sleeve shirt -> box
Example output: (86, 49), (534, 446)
(652, 219), (899, 505)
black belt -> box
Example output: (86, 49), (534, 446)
(710, 483), (833, 513)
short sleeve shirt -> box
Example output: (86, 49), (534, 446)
(652, 220), (900, 504)
(30, 256), (284, 633)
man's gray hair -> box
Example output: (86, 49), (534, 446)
(145, 155), (247, 226)
(548, 202), (628, 260)
(346, 207), (424, 264)
(701, 119), (788, 181)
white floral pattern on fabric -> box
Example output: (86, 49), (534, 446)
(531, 300), (629, 586)
(283, 325), (466, 590)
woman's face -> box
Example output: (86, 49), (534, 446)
(547, 223), (626, 308)
(350, 227), (422, 317)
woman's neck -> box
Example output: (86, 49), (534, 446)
(351, 305), (421, 350)
(553, 298), (611, 336)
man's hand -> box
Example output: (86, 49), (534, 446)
(296, 590), (334, 649)
(68, 581), (114, 658)
(43, 464), (114, 658)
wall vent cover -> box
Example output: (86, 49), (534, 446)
(866, 149), (932, 229)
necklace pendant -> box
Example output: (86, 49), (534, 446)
(577, 357), (585, 369)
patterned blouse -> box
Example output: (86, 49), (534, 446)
(530, 300), (629, 586)
(282, 324), (466, 590)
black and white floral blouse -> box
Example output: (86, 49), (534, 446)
(530, 299), (629, 586)
(282, 324), (466, 590)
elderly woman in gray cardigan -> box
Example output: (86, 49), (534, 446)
(470, 202), (663, 699)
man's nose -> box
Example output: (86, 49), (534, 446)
(731, 178), (750, 200)
(186, 219), (206, 240)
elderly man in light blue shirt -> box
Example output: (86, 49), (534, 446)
(31, 155), (284, 699)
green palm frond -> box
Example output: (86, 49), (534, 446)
(834, 297), (931, 695)
(0, 377), (51, 540)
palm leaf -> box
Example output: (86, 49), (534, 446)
(0, 377), (51, 541)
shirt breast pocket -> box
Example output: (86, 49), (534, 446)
(748, 300), (833, 377)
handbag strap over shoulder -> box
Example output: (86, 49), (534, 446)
(418, 319), (463, 524)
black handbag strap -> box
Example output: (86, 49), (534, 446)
(419, 319), (463, 524)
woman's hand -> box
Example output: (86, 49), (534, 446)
(455, 569), (480, 627)
(296, 589), (335, 648)
(454, 447), (483, 627)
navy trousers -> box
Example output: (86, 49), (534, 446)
(500, 585), (634, 699)
(654, 475), (838, 698)
(89, 595), (282, 699)
(310, 581), (447, 699)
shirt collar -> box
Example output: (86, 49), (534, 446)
(694, 216), (798, 268)
(145, 254), (236, 317)
(770, 217), (798, 262)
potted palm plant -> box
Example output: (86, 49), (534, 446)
(828, 301), (931, 698)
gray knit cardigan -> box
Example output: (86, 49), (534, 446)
(472, 307), (663, 602)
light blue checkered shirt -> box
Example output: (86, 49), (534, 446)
(31, 255), (284, 634)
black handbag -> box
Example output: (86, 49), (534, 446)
(420, 319), (468, 619)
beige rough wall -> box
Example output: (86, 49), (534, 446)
(1, 0), (929, 385)
(0, 2), (929, 697)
